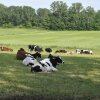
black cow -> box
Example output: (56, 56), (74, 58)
(55, 50), (67, 53)
(45, 48), (52, 53)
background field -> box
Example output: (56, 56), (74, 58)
(0, 28), (100, 100)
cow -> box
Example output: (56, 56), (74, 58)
(28, 45), (43, 53)
(23, 52), (41, 66)
(80, 50), (93, 54)
(0, 46), (13, 52)
(45, 48), (52, 53)
(55, 50), (67, 53)
(23, 55), (38, 66)
(31, 54), (64, 72)
(16, 48), (29, 60)
(76, 49), (93, 55)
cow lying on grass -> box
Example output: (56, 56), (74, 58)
(23, 55), (38, 66)
(55, 50), (67, 53)
(16, 48), (41, 60)
(31, 54), (64, 72)
(45, 48), (52, 53)
(0, 46), (13, 52)
(16, 48), (30, 60)
(76, 49), (93, 54)
(23, 52), (41, 66)
(28, 45), (43, 53)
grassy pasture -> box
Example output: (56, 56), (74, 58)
(0, 28), (100, 100)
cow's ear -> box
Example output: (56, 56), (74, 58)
(48, 54), (53, 58)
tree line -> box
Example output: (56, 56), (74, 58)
(0, 1), (100, 30)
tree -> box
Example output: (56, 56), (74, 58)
(94, 10), (100, 30)
(85, 6), (95, 30)
(0, 4), (8, 26)
(68, 3), (83, 30)
(22, 6), (36, 27)
(36, 8), (50, 29)
(50, 1), (68, 30)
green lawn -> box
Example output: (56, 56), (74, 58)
(0, 28), (100, 100)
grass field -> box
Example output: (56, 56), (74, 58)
(0, 28), (100, 100)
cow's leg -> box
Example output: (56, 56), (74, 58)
(31, 66), (42, 72)
(51, 67), (58, 72)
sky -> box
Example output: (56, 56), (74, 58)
(0, 0), (100, 11)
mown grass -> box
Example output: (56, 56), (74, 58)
(0, 28), (100, 100)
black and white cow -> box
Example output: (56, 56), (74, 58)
(23, 52), (41, 66)
(28, 45), (43, 53)
(23, 55), (38, 66)
(80, 50), (93, 54)
(31, 54), (64, 72)
(76, 49), (93, 54)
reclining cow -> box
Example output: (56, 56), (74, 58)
(23, 52), (41, 66)
(0, 46), (13, 52)
(31, 54), (64, 72)
(45, 48), (52, 53)
(80, 50), (93, 54)
(16, 48), (29, 60)
(28, 45), (43, 53)
(76, 49), (93, 55)
(55, 50), (67, 53)
(23, 55), (38, 66)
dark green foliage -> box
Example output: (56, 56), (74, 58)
(0, 1), (100, 30)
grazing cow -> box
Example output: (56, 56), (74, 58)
(76, 49), (93, 54)
(31, 54), (64, 72)
(0, 46), (13, 52)
(45, 48), (52, 53)
(28, 45), (43, 53)
(55, 50), (67, 53)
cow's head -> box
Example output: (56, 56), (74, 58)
(55, 56), (64, 64)
(48, 54), (64, 67)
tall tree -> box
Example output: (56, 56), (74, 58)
(22, 6), (36, 27)
(94, 10), (100, 30)
(68, 3), (83, 30)
(85, 6), (95, 30)
(0, 4), (8, 26)
(50, 1), (68, 30)
(36, 8), (50, 29)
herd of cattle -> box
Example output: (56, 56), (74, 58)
(14, 44), (93, 73)
(0, 44), (93, 55)
(16, 48), (64, 72)
(0, 44), (93, 73)
(28, 44), (93, 55)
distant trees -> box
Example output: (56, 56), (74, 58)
(0, 1), (100, 30)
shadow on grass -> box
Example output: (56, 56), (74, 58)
(0, 53), (100, 100)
